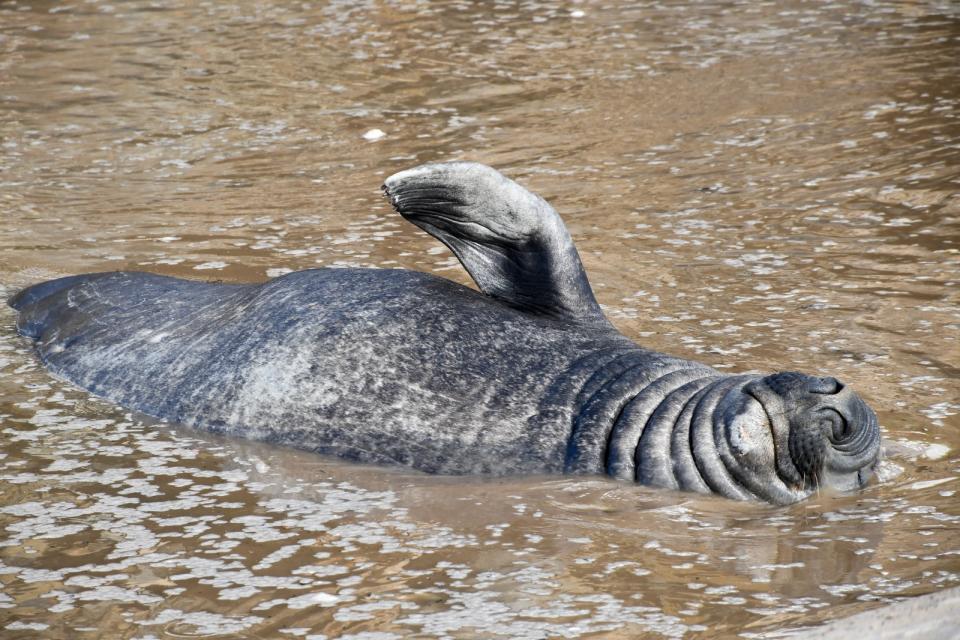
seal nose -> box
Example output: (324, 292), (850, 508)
(807, 376), (844, 395)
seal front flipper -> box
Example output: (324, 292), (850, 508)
(383, 161), (609, 326)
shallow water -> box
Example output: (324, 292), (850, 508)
(1, 0), (958, 638)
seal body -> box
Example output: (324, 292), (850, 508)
(9, 162), (883, 504)
(11, 268), (696, 475)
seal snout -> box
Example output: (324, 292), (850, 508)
(746, 371), (882, 495)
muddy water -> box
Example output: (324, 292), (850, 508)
(1, 0), (958, 638)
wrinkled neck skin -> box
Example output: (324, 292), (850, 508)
(560, 345), (880, 505)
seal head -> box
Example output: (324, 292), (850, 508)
(728, 372), (881, 500)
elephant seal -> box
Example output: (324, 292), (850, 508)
(8, 162), (881, 504)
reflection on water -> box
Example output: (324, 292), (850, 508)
(1, 0), (958, 637)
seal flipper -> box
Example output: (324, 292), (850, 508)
(383, 162), (608, 325)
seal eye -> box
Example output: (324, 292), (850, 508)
(820, 409), (849, 442)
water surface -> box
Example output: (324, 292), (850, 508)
(1, 1), (958, 638)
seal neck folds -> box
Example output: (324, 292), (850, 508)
(565, 363), (882, 505)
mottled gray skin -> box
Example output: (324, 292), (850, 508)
(9, 162), (882, 504)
